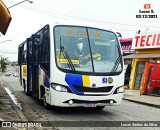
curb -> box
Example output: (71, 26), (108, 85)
(2, 86), (28, 122)
(10, 98), (35, 130)
(11, 99), (28, 121)
(123, 98), (160, 109)
(0, 84), (35, 130)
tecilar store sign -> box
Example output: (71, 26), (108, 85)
(132, 32), (160, 49)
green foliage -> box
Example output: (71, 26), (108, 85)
(0, 58), (7, 72)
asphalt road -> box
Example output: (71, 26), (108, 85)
(0, 75), (160, 130)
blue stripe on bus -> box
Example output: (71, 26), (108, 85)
(44, 74), (50, 88)
(65, 73), (84, 95)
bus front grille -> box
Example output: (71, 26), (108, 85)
(73, 85), (113, 93)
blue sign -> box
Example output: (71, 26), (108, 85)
(102, 78), (107, 83)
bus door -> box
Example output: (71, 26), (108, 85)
(26, 38), (33, 95)
(18, 46), (22, 86)
(31, 35), (40, 99)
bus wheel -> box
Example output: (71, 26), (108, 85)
(43, 94), (51, 109)
(23, 79), (27, 94)
(23, 79), (31, 96)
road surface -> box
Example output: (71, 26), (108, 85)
(0, 75), (160, 130)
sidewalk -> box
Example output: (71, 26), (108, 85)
(123, 89), (160, 108)
(0, 78), (54, 130)
(0, 81), (22, 122)
(0, 80), (23, 130)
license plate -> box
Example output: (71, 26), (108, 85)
(84, 103), (97, 107)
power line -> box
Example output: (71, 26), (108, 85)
(111, 27), (137, 32)
(17, 6), (160, 29)
(17, 4), (160, 29)
(4, 0), (67, 19)
(4, 0), (160, 29)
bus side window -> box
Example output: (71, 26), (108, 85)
(22, 52), (27, 63)
(39, 31), (50, 75)
(22, 43), (27, 64)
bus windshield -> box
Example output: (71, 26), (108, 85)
(54, 26), (122, 75)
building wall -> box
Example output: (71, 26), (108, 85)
(136, 48), (160, 54)
(129, 48), (160, 89)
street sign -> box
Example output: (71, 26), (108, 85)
(132, 32), (160, 49)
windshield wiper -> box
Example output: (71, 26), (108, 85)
(59, 38), (75, 72)
(59, 37), (63, 60)
(61, 46), (76, 72)
(111, 55), (122, 72)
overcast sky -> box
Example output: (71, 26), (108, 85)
(1, 0), (160, 61)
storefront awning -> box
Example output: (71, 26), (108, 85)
(123, 53), (160, 59)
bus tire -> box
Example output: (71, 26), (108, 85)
(40, 85), (45, 98)
(23, 79), (31, 96)
(23, 79), (27, 93)
(43, 94), (51, 109)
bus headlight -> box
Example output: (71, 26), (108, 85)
(117, 86), (125, 93)
(51, 84), (68, 92)
(113, 86), (125, 94)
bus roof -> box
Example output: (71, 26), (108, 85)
(48, 19), (114, 32)
(20, 19), (119, 45)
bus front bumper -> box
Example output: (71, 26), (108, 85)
(50, 89), (124, 107)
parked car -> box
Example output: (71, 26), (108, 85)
(13, 72), (18, 77)
(5, 71), (11, 76)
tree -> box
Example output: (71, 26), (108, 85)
(0, 57), (7, 72)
